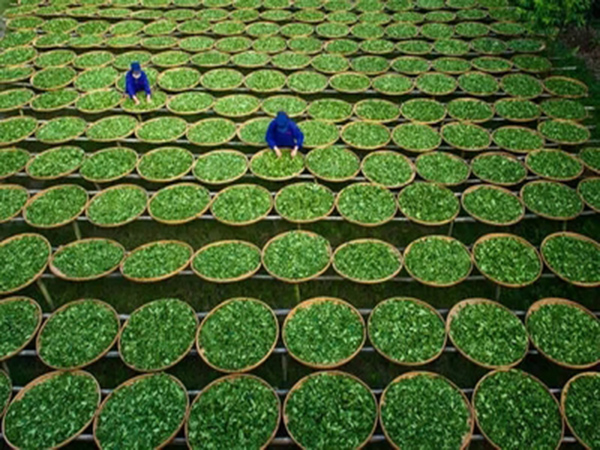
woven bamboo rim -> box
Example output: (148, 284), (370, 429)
(361, 151), (415, 188)
(520, 180), (583, 221)
(336, 182), (397, 227)
(148, 183), (211, 225)
(404, 235), (473, 287)
(461, 184), (525, 226)
(399, 98), (446, 124)
(472, 56), (514, 74)
(446, 298), (528, 369)
(372, 74), (414, 96)
(494, 98), (542, 123)
(398, 182), (460, 226)
(118, 299), (198, 372)
(136, 147), (193, 182)
(458, 71), (500, 97)
(274, 182), (335, 223)
(525, 149), (584, 182)
(94, 372), (189, 450)
(134, 118), (188, 144)
(305, 147), (360, 182)
(25, 146), (84, 180)
(447, 97), (495, 123)
(543, 76), (589, 98)
(0, 369), (11, 419)
(526, 298), (600, 368)
(0, 184), (28, 224)
(282, 297), (365, 368)
(49, 238), (125, 281)
(262, 230), (332, 283)
(197, 298), (279, 372)
(500, 74), (543, 99)
(157, 68), (201, 92)
(36, 299), (120, 370)
(329, 71), (371, 93)
(578, 177), (600, 213)
(541, 232), (600, 287)
(0, 116), (37, 146)
(214, 94), (262, 118)
(185, 373), (280, 450)
(24, 184), (88, 229)
(120, 240), (194, 283)
(561, 371), (600, 449)
(87, 116), (138, 142)
(187, 118), (237, 146)
(492, 126), (545, 153)
(166, 92), (214, 115)
(0, 65), (34, 84)
(81, 147), (138, 183)
(211, 183), (273, 226)
(332, 239), (403, 284)
(415, 151), (470, 186)
(122, 91), (167, 114)
(250, 149), (305, 181)
(86, 184), (148, 228)
(538, 119), (591, 146)
(192, 149), (248, 184)
(1, 370), (101, 450)
(441, 122), (492, 151)
(36, 116), (87, 145)
(0, 88), (34, 113)
(0, 297), (42, 361)
(471, 151), (527, 185)
(191, 240), (261, 283)
(353, 99), (400, 123)
(368, 297), (447, 365)
(76, 89), (123, 114)
(243, 70), (287, 92)
(340, 122), (391, 150)
(380, 371), (474, 450)
(472, 368), (565, 450)
(283, 370), (378, 450)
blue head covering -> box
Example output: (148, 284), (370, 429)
(131, 61), (141, 72)
(275, 111), (289, 129)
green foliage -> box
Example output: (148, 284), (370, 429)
(167, 92), (213, 114)
(307, 99), (352, 122)
(0, 371), (10, 413)
(434, 39), (471, 56)
(80, 147), (137, 182)
(187, 118), (236, 145)
(159, 68), (201, 91)
(52, 239), (124, 280)
(541, 234), (600, 285)
(193, 151), (247, 184)
(341, 121), (390, 149)
(526, 149), (582, 180)
(275, 183), (334, 222)
(579, 178), (600, 210)
(516, 0), (592, 30)
(522, 181), (583, 219)
(76, 90), (122, 113)
(0, 148), (29, 178)
(544, 76), (588, 97)
(392, 56), (430, 74)
(415, 152), (469, 185)
(404, 236), (471, 285)
(472, 153), (527, 185)
(214, 94), (260, 117)
(458, 72), (499, 95)
(398, 182), (459, 223)
(211, 184), (272, 224)
(362, 151), (413, 187)
(334, 240), (401, 282)
(564, 374), (600, 449)
(474, 370), (563, 449)
(337, 183), (396, 225)
(96, 374), (188, 450)
(580, 147), (600, 172)
(149, 184), (210, 222)
(493, 127), (544, 152)
(538, 120), (590, 144)
(0, 298), (39, 358)
(138, 147), (193, 181)
(262, 96), (307, 117)
(495, 99), (540, 121)
(0, 116), (36, 145)
(463, 186), (524, 225)
(540, 98), (587, 121)
(36, 117), (86, 144)
(86, 115), (138, 141)
(298, 120), (340, 147)
(75, 67), (118, 91)
(137, 117), (188, 143)
(122, 242), (192, 280)
(400, 99), (445, 123)
(0, 186), (27, 222)
(245, 69), (287, 92)
(4, 372), (99, 449)
(447, 98), (493, 122)
(87, 185), (147, 226)
(0, 88), (34, 111)
(251, 151), (304, 181)
(0, 46), (36, 65)
(330, 72), (371, 92)
(306, 146), (359, 181)
(25, 185), (87, 227)
(475, 235), (541, 285)
(192, 241), (261, 281)
(27, 146), (84, 179)
(442, 122), (490, 150)
(502, 73), (543, 98)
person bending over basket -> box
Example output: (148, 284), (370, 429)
(125, 61), (152, 105)
(266, 111), (304, 158)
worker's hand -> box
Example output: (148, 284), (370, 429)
(133, 96), (141, 105)
(291, 146), (299, 158)
(146, 94), (152, 103)
(273, 146), (282, 158)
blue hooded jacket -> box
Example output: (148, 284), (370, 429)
(265, 112), (304, 149)
(125, 62), (151, 99)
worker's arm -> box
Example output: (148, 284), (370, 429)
(291, 121), (304, 149)
(265, 121), (278, 149)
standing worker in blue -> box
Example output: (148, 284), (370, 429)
(266, 112), (304, 158)
(125, 62), (152, 105)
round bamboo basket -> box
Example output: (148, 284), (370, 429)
(415, 152), (470, 186)
(538, 119), (591, 146)
(458, 71), (500, 96)
(250, 149), (305, 181)
(492, 126), (545, 153)
(471, 151), (527, 186)
(213, 94), (262, 118)
(86, 184), (149, 228)
(36, 116), (87, 145)
(472, 368), (565, 450)
(31, 70), (76, 92)
(121, 92), (167, 114)
(494, 98), (542, 123)
(368, 297), (447, 366)
(306, 147), (361, 182)
(0, 88), (34, 113)
(0, 184), (28, 224)
(237, 117), (271, 147)
(540, 232), (600, 288)
(1, 370), (101, 450)
(1, 46), (37, 66)
(0, 116), (38, 146)
(118, 299), (199, 372)
(403, 236), (473, 287)
(120, 240), (194, 283)
(76, 89), (123, 114)
(86, 116), (138, 143)
(380, 371), (474, 450)
(148, 183), (211, 225)
(362, 151), (415, 188)
(336, 182), (397, 227)
(543, 76), (589, 98)
(166, 92), (214, 115)
(80, 147), (138, 184)
(187, 118), (237, 147)
(261, 95), (307, 118)
(274, 182), (335, 224)
(282, 297), (366, 369)
(399, 98), (447, 125)
(340, 122), (391, 150)
(526, 298), (600, 369)
(191, 240), (262, 283)
(579, 149), (600, 175)
(525, 149), (584, 182)
(210, 183), (273, 226)
(283, 370), (378, 450)
(0, 66), (34, 85)
(447, 98), (495, 123)
(288, 73), (329, 94)
(73, 52), (114, 70)
(372, 74), (414, 96)
(329, 71), (371, 93)
(185, 373), (281, 450)
(94, 373), (189, 450)
(23, 184), (88, 229)
(134, 117), (188, 145)
(392, 56), (432, 75)
(0, 297), (42, 362)
(560, 372), (600, 450)
(157, 68), (202, 92)
(0, 370), (11, 419)
(461, 184), (525, 226)
(25, 146), (84, 181)
(36, 299), (120, 370)
(398, 182), (460, 226)
(416, 74), (458, 96)
(49, 238), (125, 281)
(136, 147), (194, 183)
(446, 298), (528, 369)
(192, 149), (249, 185)
(332, 239), (403, 284)
(520, 180), (584, 221)
(472, 56), (514, 74)
(472, 233), (542, 288)
(441, 122), (492, 152)
(243, 71), (287, 93)
(0, 148), (29, 180)
(0, 235), (50, 292)
(392, 123), (442, 153)
(261, 230), (332, 283)
(578, 177), (600, 213)
(500, 75), (544, 99)
(353, 99), (400, 123)
(196, 297), (278, 373)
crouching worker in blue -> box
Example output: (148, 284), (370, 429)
(266, 112), (304, 158)
(125, 62), (151, 105)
